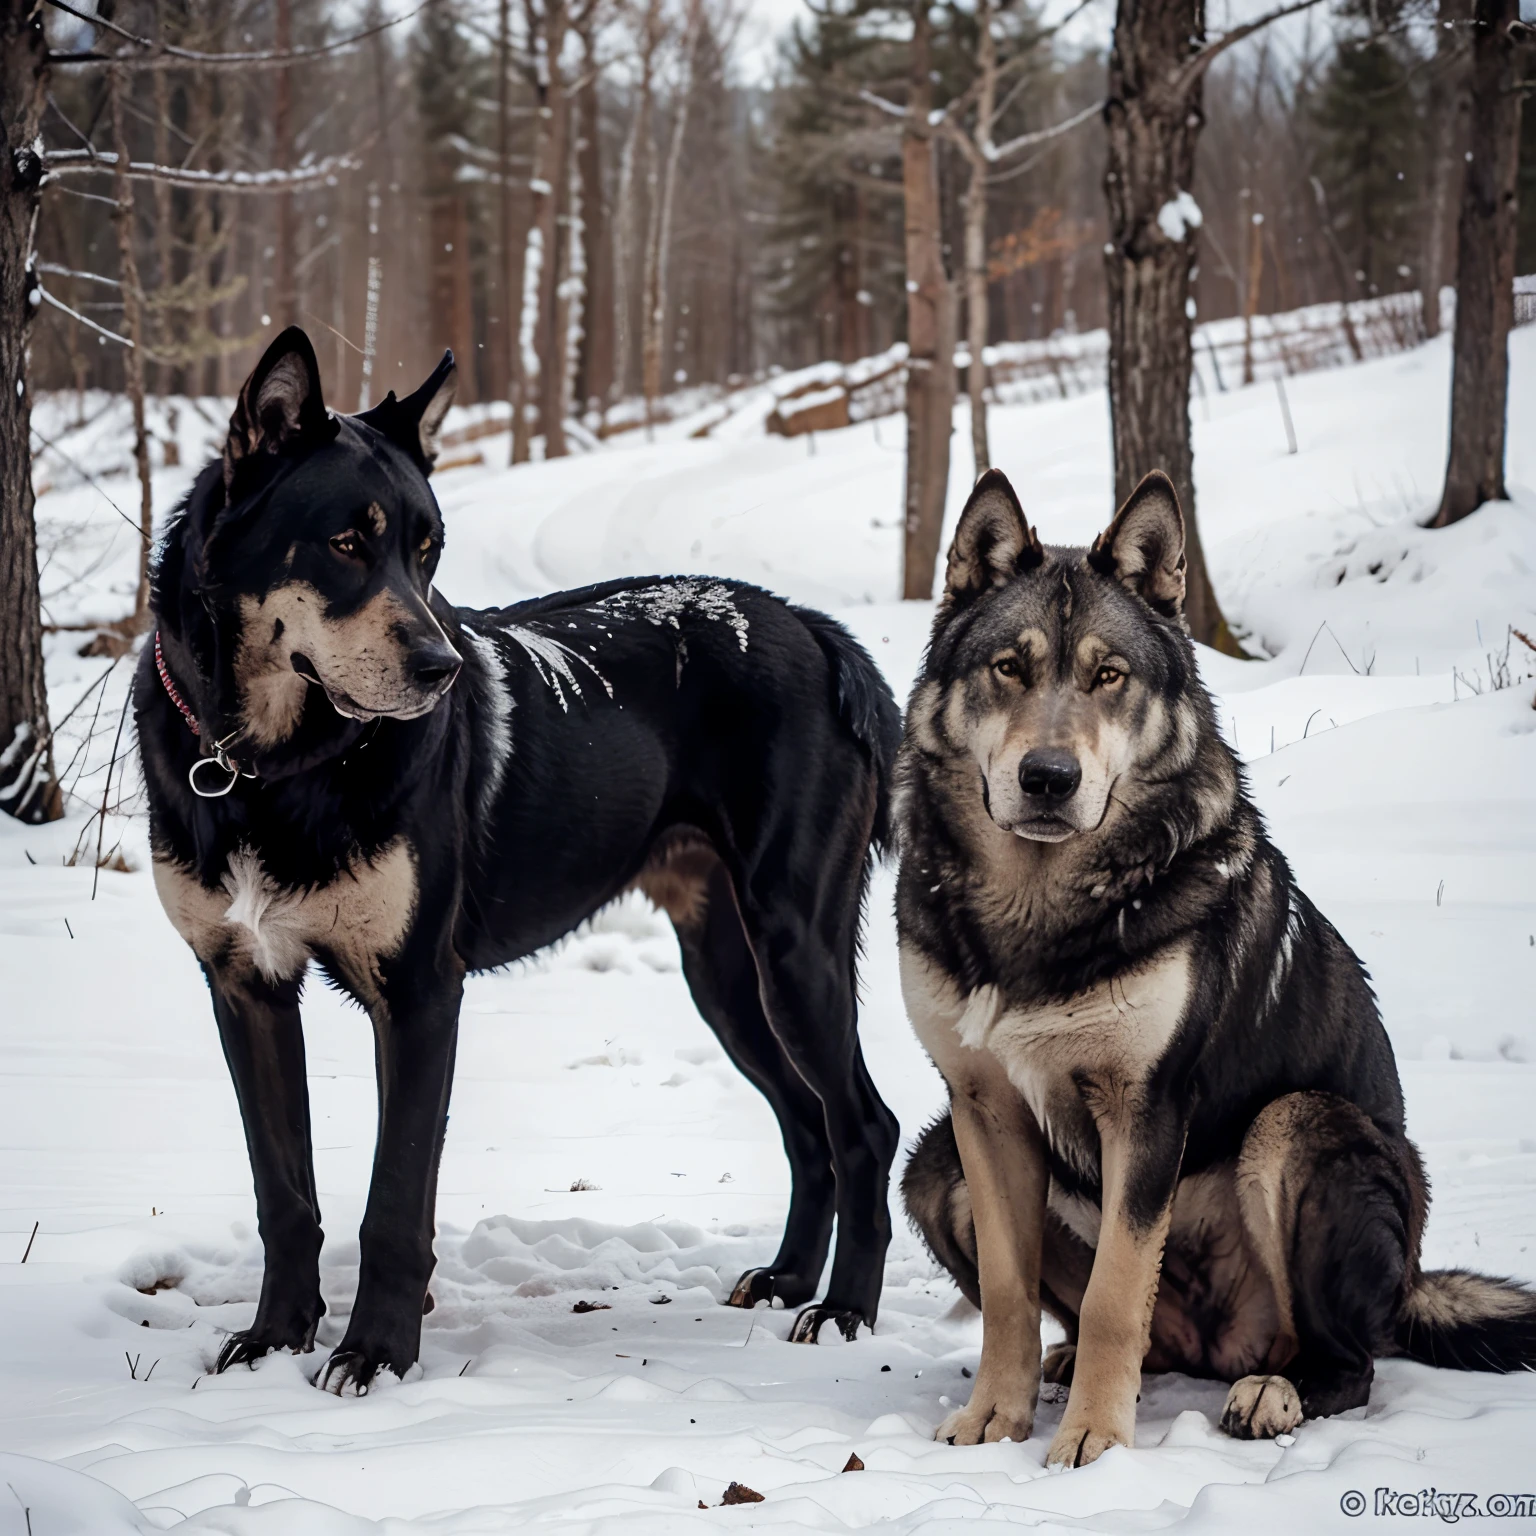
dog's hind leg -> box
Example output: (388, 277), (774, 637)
(205, 965), (326, 1370)
(732, 875), (898, 1343)
(1231, 1092), (1416, 1433)
(662, 853), (839, 1312)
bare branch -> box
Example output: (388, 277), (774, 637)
(859, 88), (908, 119)
(37, 261), (119, 288)
(43, 147), (361, 194)
(1173, 0), (1327, 93)
(37, 285), (137, 349)
(45, 0), (443, 71)
(987, 98), (1102, 161)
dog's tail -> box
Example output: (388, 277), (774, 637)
(902, 1112), (982, 1310)
(1396, 1269), (1536, 1373)
(792, 607), (903, 856)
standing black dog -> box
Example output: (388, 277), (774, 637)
(136, 327), (901, 1393)
(897, 469), (1536, 1467)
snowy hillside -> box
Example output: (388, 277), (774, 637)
(3, 327), (1534, 1533)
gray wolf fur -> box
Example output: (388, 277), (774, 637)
(895, 468), (1536, 1468)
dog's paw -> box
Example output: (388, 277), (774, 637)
(1046, 1418), (1130, 1468)
(935, 1389), (1035, 1445)
(1220, 1374), (1302, 1440)
(727, 1267), (817, 1310)
(314, 1348), (396, 1397)
(787, 1304), (864, 1343)
(1041, 1342), (1076, 1387)
(214, 1319), (317, 1373)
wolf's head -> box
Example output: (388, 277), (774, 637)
(156, 329), (463, 750)
(909, 468), (1211, 847)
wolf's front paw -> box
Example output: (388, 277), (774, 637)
(1220, 1374), (1302, 1440)
(936, 1388), (1035, 1445)
(1046, 1417), (1130, 1468)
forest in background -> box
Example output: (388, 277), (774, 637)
(30, 0), (1536, 425)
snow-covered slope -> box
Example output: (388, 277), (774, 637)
(3, 327), (1533, 1533)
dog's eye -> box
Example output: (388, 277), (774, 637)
(1095, 664), (1125, 688)
(419, 536), (434, 563)
(993, 657), (1021, 681)
(329, 531), (363, 561)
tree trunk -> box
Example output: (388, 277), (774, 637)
(503, 0), (534, 463)
(0, 1), (61, 824)
(613, 3), (660, 409)
(532, 0), (571, 459)
(901, 0), (956, 601)
(1103, 0), (1237, 652)
(1419, 0), (1473, 340)
(271, 0), (296, 328)
(576, 21), (613, 411)
(961, 157), (990, 476)
(1432, 0), (1525, 527)
(644, 0), (700, 424)
(962, 0), (996, 477)
(111, 67), (155, 634)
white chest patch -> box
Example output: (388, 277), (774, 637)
(900, 939), (1192, 1157)
(222, 848), (311, 980)
(154, 841), (418, 999)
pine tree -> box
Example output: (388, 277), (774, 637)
(1309, 35), (1422, 297)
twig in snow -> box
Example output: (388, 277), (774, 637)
(21, 1222), (38, 1263)
(92, 687), (134, 899)
(7, 1483), (32, 1536)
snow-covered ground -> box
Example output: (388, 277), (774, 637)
(4, 328), (1535, 1533)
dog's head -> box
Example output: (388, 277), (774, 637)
(911, 468), (1199, 845)
(170, 328), (463, 746)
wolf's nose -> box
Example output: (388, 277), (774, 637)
(1019, 749), (1081, 801)
(409, 641), (462, 689)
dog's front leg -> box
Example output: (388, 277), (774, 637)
(205, 963), (325, 1370)
(317, 948), (464, 1395)
(1045, 1094), (1185, 1469)
(937, 1071), (1049, 1446)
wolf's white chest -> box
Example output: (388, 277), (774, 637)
(901, 941), (1192, 1172)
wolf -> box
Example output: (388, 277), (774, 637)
(895, 468), (1536, 1468)
(136, 328), (901, 1393)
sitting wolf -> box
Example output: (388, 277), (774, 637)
(895, 468), (1536, 1468)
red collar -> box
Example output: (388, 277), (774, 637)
(155, 630), (201, 737)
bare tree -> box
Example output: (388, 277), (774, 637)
(644, 0), (702, 423)
(1102, 0), (1321, 651)
(1419, 0), (1473, 340)
(0, 0), (62, 824)
(1431, 0), (1531, 527)
(575, 14), (613, 411)
(901, 0), (956, 600)
(109, 64), (155, 636)
(611, 0), (663, 408)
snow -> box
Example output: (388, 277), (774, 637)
(5, 324), (1536, 1531)
(1157, 190), (1204, 243)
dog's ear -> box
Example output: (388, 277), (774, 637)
(943, 470), (1044, 601)
(355, 351), (457, 470)
(1090, 471), (1186, 618)
(223, 327), (332, 489)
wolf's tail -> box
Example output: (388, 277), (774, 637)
(1396, 1269), (1536, 1373)
(792, 606), (903, 856)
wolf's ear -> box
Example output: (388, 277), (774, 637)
(1090, 471), (1186, 618)
(355, 351), (457, 470)
(224, 327), (332, 489)
(943, 470), (1044, 601)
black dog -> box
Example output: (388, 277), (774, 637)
(136, 328), (901, 1392)
(896, 469), (1536, 1465)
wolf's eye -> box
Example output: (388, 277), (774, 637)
(993, 657), (1021, 681)
(329, 531), (362, 561)
(1095, 664), (1125, 688)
